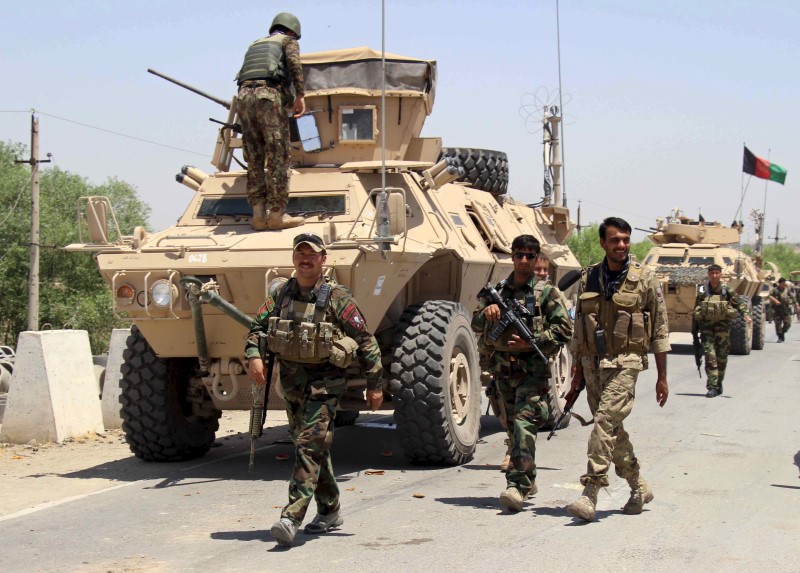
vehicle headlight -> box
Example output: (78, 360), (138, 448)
(151, 280), (175, 308)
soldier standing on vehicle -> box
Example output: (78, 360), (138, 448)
(769, 277), (795, 342)
(236, 13), (307, 231)
(565, 217), (670, 522)
(472, 235), (573, 511)
(245, 232), (384, 547)
(693, 264), (750, 398)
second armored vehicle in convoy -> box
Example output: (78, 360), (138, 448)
(67, 47), (580, 465)
(642, 210), (767, 354)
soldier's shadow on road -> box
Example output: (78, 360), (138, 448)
(38, 413), (439, 487)
(210, 528), (354, 549)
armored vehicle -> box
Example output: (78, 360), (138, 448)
(642, 210), (768, 354)
(66, 47), (580, 465)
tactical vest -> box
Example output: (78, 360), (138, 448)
(237, 34), (288, 84)
(696, 284), (734, 323)
(574, 263), (651, 356)
(484, 279), (548, 353)
(266, 279), (357, 366)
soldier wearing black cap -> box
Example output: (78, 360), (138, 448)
(245, 232), (384, 546)
(693, 263), (751, 397)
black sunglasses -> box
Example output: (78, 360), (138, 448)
(512, 251), (538, 261)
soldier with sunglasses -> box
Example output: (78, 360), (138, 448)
(472, 235), (573, 512)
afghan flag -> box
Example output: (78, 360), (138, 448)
(743, 146), (787, 185)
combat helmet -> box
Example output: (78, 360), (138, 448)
(270, 12), (301, 39)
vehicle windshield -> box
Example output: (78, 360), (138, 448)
(197, 195), (347, 218)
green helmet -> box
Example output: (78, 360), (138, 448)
(270, 12), (301, 39)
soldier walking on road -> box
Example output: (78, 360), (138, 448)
(472, 235), (573, 512)
(246, 232), (384, 547)
(769, 277), (796, 342)
(566, 217), (670, 522)
(693, 264), (750, 397)
(236, 12), (307, 231)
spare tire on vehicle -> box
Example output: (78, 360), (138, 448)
(438, 147), (509, 195)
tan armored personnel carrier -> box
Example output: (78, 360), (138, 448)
(642, 210), (768, 354)
(66, 47), (580, 465)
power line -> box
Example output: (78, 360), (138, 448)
(1, 109), (207, 156)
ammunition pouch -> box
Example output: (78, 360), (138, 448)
(698, 299), (730, 323)
(329, 336), (358, 368)
(267, 317), (339, 364)
(575, 279), (649, 356)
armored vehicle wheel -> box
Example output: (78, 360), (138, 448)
(439, 147), (509, 195)
(751, 297), (766, 350)
(334, 410), (360, 427)
(390, 301), (481, 465)
(120, 326), (221, 462)
(541, 348), (572, 431)
(729, 300), (753, 355)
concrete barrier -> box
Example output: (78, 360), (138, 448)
(100, 328), (132, 429)
(0, 330), (103, 444)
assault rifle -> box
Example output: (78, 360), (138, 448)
(547, 379), (586, 440)
(691, 318), (703, 378)
(477, 283), (547, 364)
(209, 117), (243, 134)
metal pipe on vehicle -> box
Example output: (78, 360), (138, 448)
(175, 173), (201, 191)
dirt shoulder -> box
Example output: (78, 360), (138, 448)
(0, 411), (284, 519)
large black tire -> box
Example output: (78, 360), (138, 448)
(751, 297), (766, 351)
(541, 348), (572, 431)
(729, 300), (752, 356)
(438, 147), (509, 195)
(120, 326), (221, 462)
(389, 301), (481, 465)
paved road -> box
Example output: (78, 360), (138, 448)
(1, 331), (798, 572)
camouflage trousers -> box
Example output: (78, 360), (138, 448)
(495, 368), (549, 496)
(774, 313), (792, 337)
(579, 359), (642, 487)
(700, 327), (729, 390)
(278, 366), (347, 525)
(237, 84), (290, 211)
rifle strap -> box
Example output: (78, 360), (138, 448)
(571, 412), (594, 427)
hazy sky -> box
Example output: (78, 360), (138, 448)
(2, 0), (798, 243)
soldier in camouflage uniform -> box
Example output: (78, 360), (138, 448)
(246, 232), (384, 547)
(566, 217), (670, 522)
(769, 278), (795, 342)
(472, 235), (573, 512)
(236, 13), (307, 231)
(693, 264), (751, 397)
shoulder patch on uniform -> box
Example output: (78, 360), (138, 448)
(342, 302), (366, 331)
(257, 296), (275, 320)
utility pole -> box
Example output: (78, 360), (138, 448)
(14, 113), (51, 331)
(768, 220), (786, 246)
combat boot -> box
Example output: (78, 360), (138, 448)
(500, 438), (511, 472)
(567, 482), (599, 522)
(304, 508), (344, 534)
(270, 517), (299, 546)
(622, 476), (654, 515)
(266, 210), (304, 230)
(250, 203), (268, 231)
(499, 487), (526, 512)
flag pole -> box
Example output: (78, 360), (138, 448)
(735, 142), (748, 223)
(762, 148), (770, 234)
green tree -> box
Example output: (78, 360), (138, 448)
(0, 141), (150, 352)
